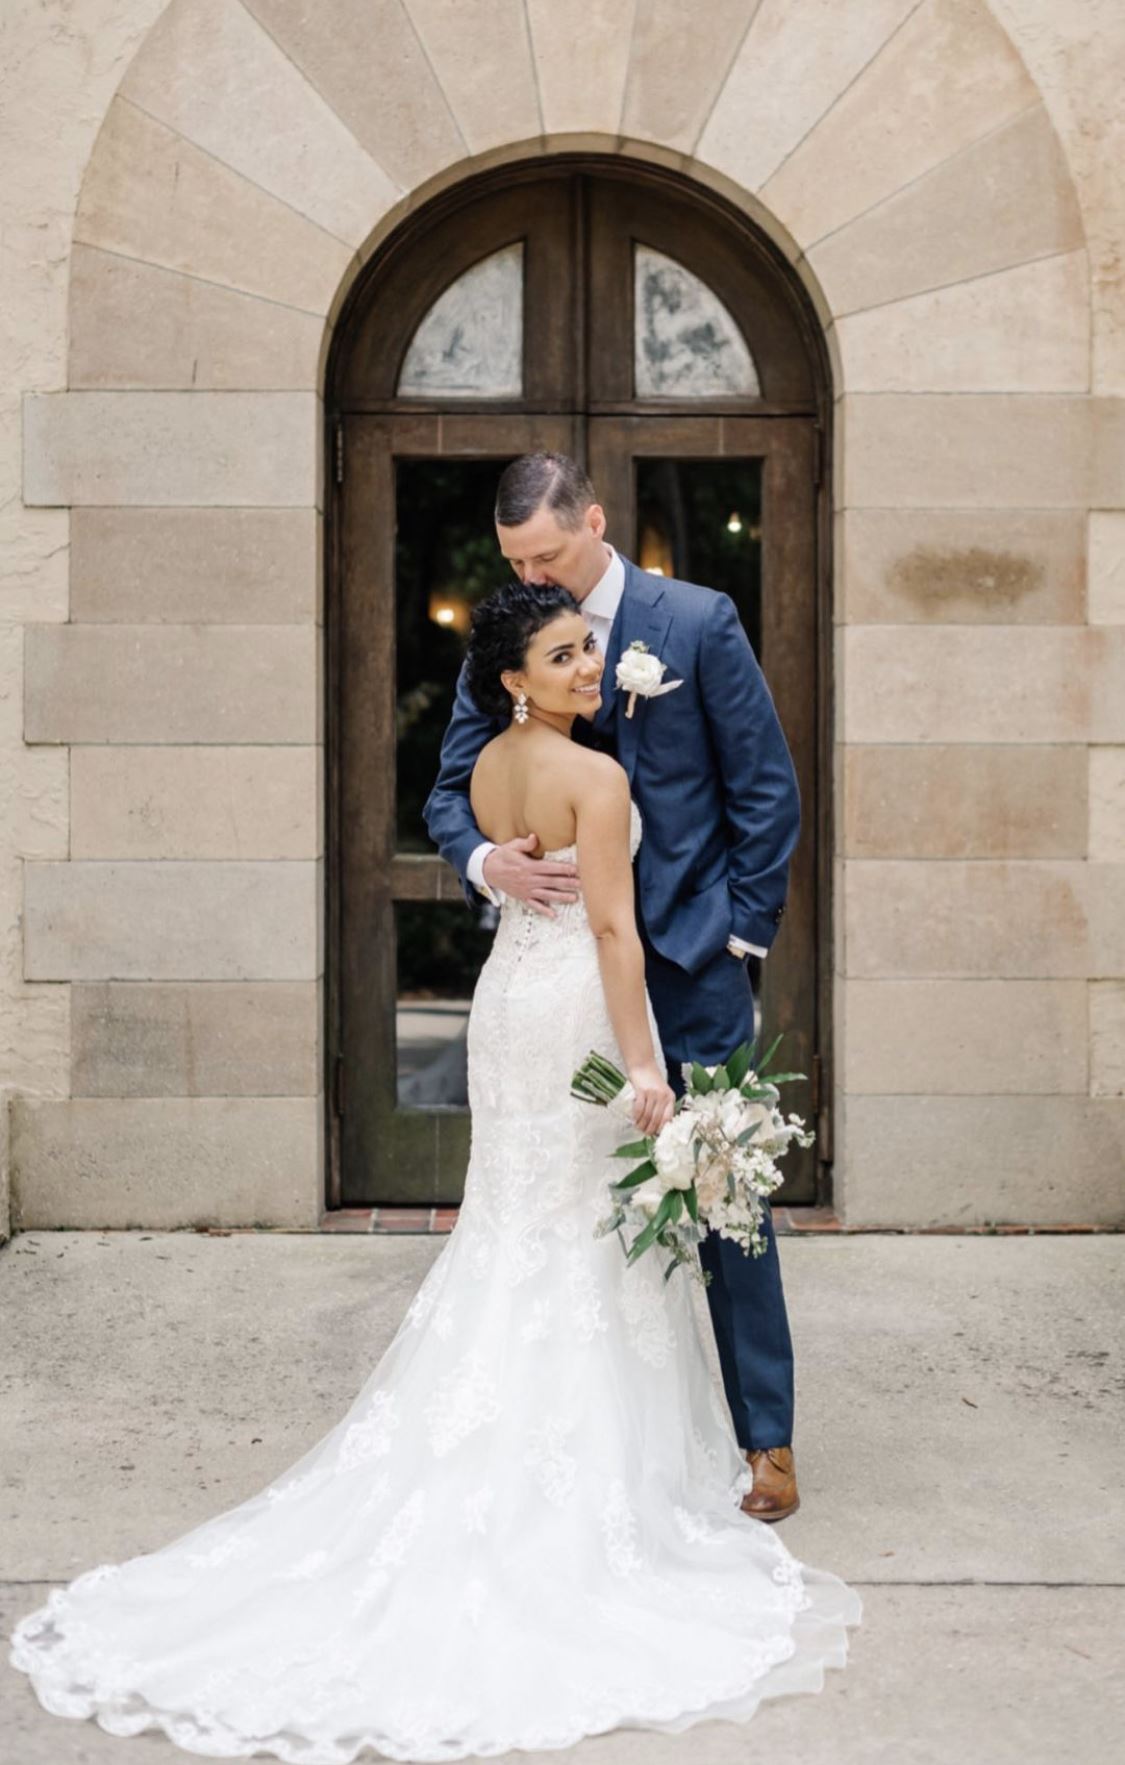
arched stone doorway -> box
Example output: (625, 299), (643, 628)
(325, 155), (831, 1210)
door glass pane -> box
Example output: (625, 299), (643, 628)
(398, 243), (524, 397)
(395, 460), (511, 852)
(634, 458), (763, 657)
(634, 246), (759, 399)
(396, 901), (497, 1106)
(395, 460), (512, 1106)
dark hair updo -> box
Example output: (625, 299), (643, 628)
(464, 581), (582, 719)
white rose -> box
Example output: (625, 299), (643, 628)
(652, 1113), (696, 1191)
(719, 1090), (751, 1138)
(615, 647), (666, 695)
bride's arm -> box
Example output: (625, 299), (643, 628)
(575, 763), (674, 1136)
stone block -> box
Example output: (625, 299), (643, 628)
(621, 0), (760, 152)
(1093, 397), (1125, 508)
(0, 625), (68, 861)
(0, 1096), (7, 1243)
(842, 626), (1125, 744)
(75, 99), (352, 313)
(23, 391), (320, 508)
(69, 246), (324, 390)
(25, 625), (316, 744)
(841, 979), (1088, 1095)
(758, 0), (1036, 248)
(808, 105), (1083, 316)
(405, 0), (541, 154)
(70, 507), (319, 623)
(834, 250), (1088, 393)
(699, 0), (916, 194)
(841, 394), (1093, 509)
(9, 1096), (321, 1229)
(119, 0), (398, 246)
(70, 747), (320, 859)
(71, 981), (319, 1097)
(843, 859), (1125, 979)
(527, 0), (632, 136)
(838, 508), (1085, 625)
(1089, 512), (1125, 623)
(1090, 981), (1125, 1097)
(1089, 747), (1125, 861)
(839, 1094), (1125, 1226)
(24, 861), (319, 981)
(843, 745), (1086, 859)
(240, 0), (464, 188)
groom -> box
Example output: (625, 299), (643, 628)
(423, 453), (803, 1521)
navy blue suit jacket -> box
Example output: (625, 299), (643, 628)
(422, 555), (801, 976)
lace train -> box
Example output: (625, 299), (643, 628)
(8, 802), (862, 1760)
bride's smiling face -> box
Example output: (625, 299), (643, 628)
(501, 611), (604, 721)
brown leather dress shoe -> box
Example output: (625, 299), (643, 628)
(740, 1446), (800, 1522)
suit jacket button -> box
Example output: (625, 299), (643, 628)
(774, 904), (785, 923)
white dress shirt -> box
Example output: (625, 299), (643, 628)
(466, 544), (767, 961)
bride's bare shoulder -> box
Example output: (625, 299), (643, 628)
(567, 745), (630, 806)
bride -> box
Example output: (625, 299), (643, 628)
(9, 582), (861, 1762)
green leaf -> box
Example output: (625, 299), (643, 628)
(725, 1044), (752, 1088)
(667, 1190), (685, 1222)
(690, 1061), (714, 1094)
(684, 1184), (699, 1222)
(710, 1065), (730, 1091)
(757, 1031), (784, 1073)
(612, 1138), (653, 1160)
(625, 1215), (662, 1262)
(611, 1160), (656, 1190)
(764, 1070), (805, 1086)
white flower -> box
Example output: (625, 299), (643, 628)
(733, 1098), (774, 1144)
(615, 641), (684, 719)
(652, 1112), (696, 1190)
(615, 643), (667, 695)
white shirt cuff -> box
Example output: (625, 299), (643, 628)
(468, 840), (503, 906)
(728, 934), (767, 959)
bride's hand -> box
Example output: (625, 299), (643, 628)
(627, 1062), (675, 1137)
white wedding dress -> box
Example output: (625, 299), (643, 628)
(9, 799), (861, 1762)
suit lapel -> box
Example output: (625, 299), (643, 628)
(595, 556), (674, 785)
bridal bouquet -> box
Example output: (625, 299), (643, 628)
(571, 1037), (814, 1284)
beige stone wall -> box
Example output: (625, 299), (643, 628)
(3, 0), (1124, 1234)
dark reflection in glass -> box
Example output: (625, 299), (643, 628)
(634, 458), (765, 1002)
(634, 458), (763, 658)
(395, 460), (514, 853)
(396, 900), (498, 1106)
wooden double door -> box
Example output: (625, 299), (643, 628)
(327, 163), (828, 1208)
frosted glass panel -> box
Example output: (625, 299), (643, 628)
(635, 246), (759, 398)
(398, 244), (523, 397)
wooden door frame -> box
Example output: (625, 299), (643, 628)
(324, 155), (836, 1210)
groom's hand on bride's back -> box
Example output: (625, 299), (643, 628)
(482, 835), (581, 917)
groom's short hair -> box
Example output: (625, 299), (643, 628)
(495, 452), (596, 531)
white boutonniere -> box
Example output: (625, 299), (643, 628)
(615, 640), (684, 720)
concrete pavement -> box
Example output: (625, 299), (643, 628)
(2, 1230), (1122, 1764)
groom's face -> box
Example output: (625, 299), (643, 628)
(496, 500), (609, 599)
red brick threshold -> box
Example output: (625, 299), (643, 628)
(313, 1206), (1124, 1237)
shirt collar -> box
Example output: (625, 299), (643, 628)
(582, 543), (625, 622)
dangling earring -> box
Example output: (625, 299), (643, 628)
(513, 689), (529, 725)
